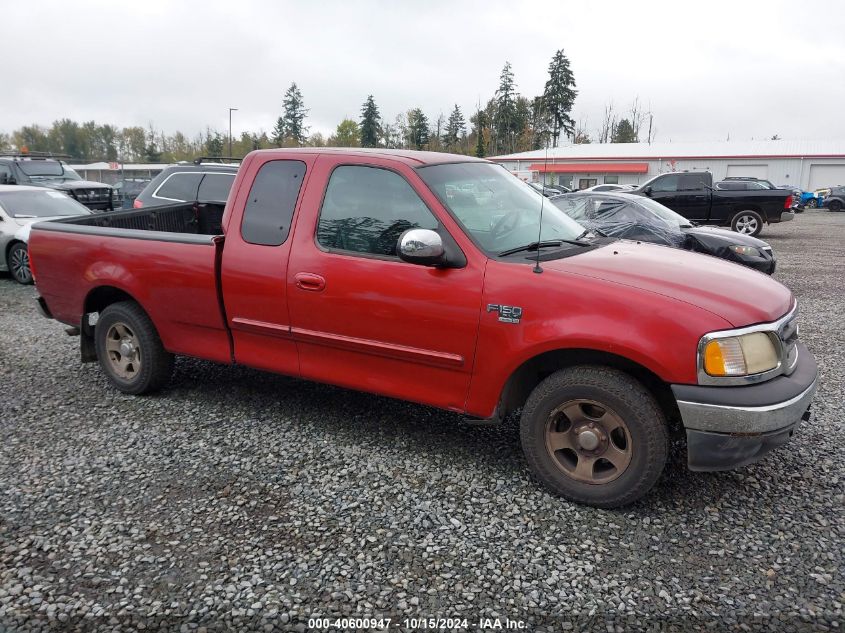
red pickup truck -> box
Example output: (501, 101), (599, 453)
(28, 149), (818, 507)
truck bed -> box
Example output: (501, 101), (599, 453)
(38, 202), (225, 239)
(28, 202), (232, 364)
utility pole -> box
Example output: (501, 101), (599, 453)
(228, 108), (238, 156)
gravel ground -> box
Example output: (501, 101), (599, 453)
(1, 210), (843, 632)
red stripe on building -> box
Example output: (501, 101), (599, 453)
(528, 162), (649, 173)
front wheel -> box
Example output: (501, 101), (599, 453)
(520, 366), (668, 508)
(7, 242), (33, 285)
(95, 301), (173, 394)
(731, 210), (764, 236)
(830, 200), (843, 212)
(806, 198), (817, 209)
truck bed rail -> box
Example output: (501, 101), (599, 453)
(33, 202), (225, 244)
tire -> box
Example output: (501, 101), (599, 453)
(520, 366), (668, 508)
(830, 200), (843, 212)
(7, 242), (33, 285)
(94, 301), (173, 394)
(730, 210), (764, 236)
(807, 198), (817, 209)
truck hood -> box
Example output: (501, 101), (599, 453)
(544, 241), (792, 327)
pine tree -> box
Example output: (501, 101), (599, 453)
(473, 110), (486, 158)
(274, 82), (309, 146)
(612, 118), (637, 143)
(360, 95), (381, 148)
(543, 49), (578, 145)
(442, 104), (466, 152)
(407, 109), (429, 150)
(494, 62), (518, 154)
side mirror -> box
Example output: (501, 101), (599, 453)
(398, 228), (447, 267)
(643, 185), (652, 195)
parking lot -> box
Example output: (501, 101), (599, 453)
(0, 210), (842, 632)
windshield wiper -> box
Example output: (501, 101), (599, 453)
(498, 238), (590, 257)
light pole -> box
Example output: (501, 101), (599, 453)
(228, 108), (238, 157)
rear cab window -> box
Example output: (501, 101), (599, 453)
(241, 160), (307, 246)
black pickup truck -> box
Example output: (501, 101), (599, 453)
(630, 171), (794, 236)
(0, 154), (115, 212)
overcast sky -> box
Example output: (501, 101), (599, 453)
(2, 0), (844, 145)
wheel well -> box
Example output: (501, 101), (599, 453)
(84, 286), (137, 316)
(732, 206), (766, 220)
(499, 348), (681, 427)
(4, 239), (23, 261)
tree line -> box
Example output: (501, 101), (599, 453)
(0, 50), (656, 163)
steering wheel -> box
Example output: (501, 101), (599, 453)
(490, 210), (523, 240)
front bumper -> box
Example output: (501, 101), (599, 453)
(671, 342), (817, 471)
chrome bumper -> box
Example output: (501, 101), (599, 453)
(676, 378), (817, 434)
(779, 210), (795, 222)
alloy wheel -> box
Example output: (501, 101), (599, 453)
(544, 399), (633, 484)
(105, 322), (142, 379)
(735, 215), (759, 234)
(9, 245), (32, 284)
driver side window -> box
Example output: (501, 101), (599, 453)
(317, 165), (438, 257)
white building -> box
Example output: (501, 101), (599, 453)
(491, 140), (845, 191)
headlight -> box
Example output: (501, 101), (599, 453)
(702, 332), (779, 376)
(729, 244), (760, 256)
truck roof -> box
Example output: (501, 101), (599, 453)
(248, 148), (491, 167)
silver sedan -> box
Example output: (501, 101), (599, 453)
(0, 185), (91, 284)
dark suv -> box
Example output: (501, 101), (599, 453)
(822, 186), (845, 212)
(0, 153), (115, 212)
(133, 159), (238, 208)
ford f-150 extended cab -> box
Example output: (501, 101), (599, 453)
(28, 149), (818, 507)
(630, 171), (794, 237)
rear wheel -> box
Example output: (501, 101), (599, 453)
(830, 200), (843, 212)
(7, 242), (33, 285)
(95, 301), (173, 394)
(806, 198), (817, 209)
(520, 366), (668, 508)
(731, 210), (764, 236)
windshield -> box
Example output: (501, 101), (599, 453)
(17, 160), (64, 177)
(0, 190), (90, 218)
(60, 167), (82, 181)
(417, 163), (587, 255)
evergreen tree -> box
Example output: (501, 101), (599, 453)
(206, 132), (224, 157)
(473, 110), (486, 158)
(407, 109), (429, 150)
(359, 95), (381, 148)
(612, 118), (637, 143)
(274, 82), (309, 146)
(542, 49), (578, 144)
(442, 104), (466, 152)
(494, 62), (518, 154)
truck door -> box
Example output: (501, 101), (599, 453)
(220, 156), (314, 376)
(286, 155), (484, 413)
(647, 174), (710, 222)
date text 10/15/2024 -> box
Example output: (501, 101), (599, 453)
(307, 616), (527, 630)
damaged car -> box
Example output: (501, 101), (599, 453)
(550, 191), (776, 274)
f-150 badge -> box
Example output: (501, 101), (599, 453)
(487, 304), (522, 324)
